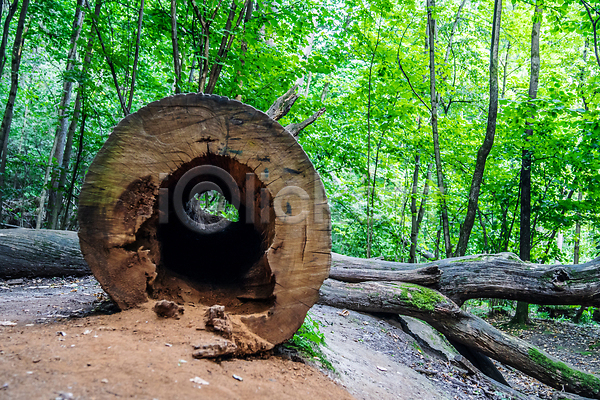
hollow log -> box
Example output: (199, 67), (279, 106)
(319, 279), (600, 399)
(332, 252), (600, 306)
(77, 94), (331, 348)
(0, 227), (90, 278)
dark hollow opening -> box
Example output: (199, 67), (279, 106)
(156, 155), (274, 290)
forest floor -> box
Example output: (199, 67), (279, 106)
(0, 276), (598, 400)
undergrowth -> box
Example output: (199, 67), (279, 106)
(285, 313), (334, 371)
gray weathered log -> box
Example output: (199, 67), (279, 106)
(266, 84), (299, 120)
(285, 107), (326, 137)
(3, 228), (600, 309)
(332, 252), (600, 307)
(329, 264), (440, 285)
(0, 228), (90, 278)
(319, 279), (600, 399)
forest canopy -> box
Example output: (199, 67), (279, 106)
(0, 0), (599, 267)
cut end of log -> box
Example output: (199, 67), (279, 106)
(78, 94), (331, 348)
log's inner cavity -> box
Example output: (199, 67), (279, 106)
(151, 154), (276, 310)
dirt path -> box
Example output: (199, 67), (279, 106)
(3, 276), (599, 399)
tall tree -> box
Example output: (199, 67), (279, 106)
(512, 3), (542, 326)
(409, 153), (420, 263)
(427, 0), (453, 258)
(0, 0), (30, 221)
(47, 0), (85, 229)
(54, 2), (102, 229)
(454, 0), (504, 256)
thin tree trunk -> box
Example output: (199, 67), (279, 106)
(86, 0), (128, 116)
(501, 41), (510, 98)
(205, 0), (248, 93)
(454, 0), (502, 256)
(444, 0), (467, 64)
(36, 129), (58, 229)
(171, 0), (182, 94)
(427, 0), (452, 258)
(415, 163), (431, 236)
(478, 207), (489, 252)
(54, 5), (100, 228)
(127, 0), (144, 112)
(512, 3), (542, 326)
(0, 0), (30, 222)
(47, 0), (85, 230)
(0, 0), (18, 78)
(575, 191), (583, 265)
(0, 132), (9, 222)
(60, 112), (86, 230)
(189, 0), (217, 93)
(366, 24), (382, 259)
(409, 153), (420, 263)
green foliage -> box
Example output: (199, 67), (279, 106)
(285, 314), (334, 371)
(0, 0), (599, 273)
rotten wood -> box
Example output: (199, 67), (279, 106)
(77, 94), (331, 349)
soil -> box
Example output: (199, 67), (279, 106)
(2, 276), (600, 399)
(489, 316), (600, 399)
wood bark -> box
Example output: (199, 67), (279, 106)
(454, 0), (502, 257)
(77, 94), (331, 349)
(266, 85), (300, 121)
(319, 279), (600, 399)
(0, 228), (90, 278)
(427, 0), (452, 259)
(47, 0), (85, 230)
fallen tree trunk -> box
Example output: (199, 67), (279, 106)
(319, 279), (600, 399)
(332, 252), (600, 307)
(4, 229), (600, 309)
(0, 227), (90, 278)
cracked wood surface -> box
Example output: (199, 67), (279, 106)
(77, 94), (331, 348)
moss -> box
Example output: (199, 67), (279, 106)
(397, 283), (445, 311)
(528, 347), (600, 393)
(449, 255), (487, 263)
